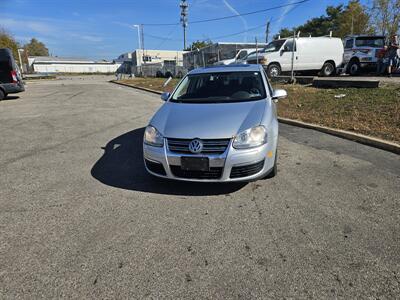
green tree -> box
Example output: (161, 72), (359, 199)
(371, 0), (400, 36)
(337, 0), (374, 38)
(24, 38), (49, 56)
(274, 5), (344, 38)
(185, 39), (212, 51)
(0, 28), (20, 63)
(296, 5), (343, 37)
(273, 28), (292, 39)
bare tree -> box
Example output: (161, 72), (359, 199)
(371, 0), (400, 36)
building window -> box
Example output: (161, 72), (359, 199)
(143, 55), (152, 62)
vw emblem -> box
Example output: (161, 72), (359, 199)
(188, 139), (203, 154)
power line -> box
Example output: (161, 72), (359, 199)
(144, 0), (307, 45)
(190, 0), (310, 24)
(142, 0), (311, 26)
(145, 23), (266, 42)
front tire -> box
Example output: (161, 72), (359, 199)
(321, 62), (335, 77)
(348, 60), (360, 76)
(267, 63), (281, 78)
(0, 89), (5, 101)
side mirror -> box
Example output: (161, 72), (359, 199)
(161, 92), (170, 101)
(272, 89), (287, 102)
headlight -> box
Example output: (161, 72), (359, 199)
(233, 126), (267, 149)
(144, 125), (164, 147)
(259, 57), (267, 65)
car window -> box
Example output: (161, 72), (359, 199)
(264, 40), (286, 53)
(345, 39), (353, 49)
(243, 51), (256, 60)
(355, 37), (385, 48)
(171, 71), (266, 103)
(283, 40), (296, 52)
(237, 51), (247, 59)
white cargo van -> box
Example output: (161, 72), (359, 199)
(246, 37), (344, 77)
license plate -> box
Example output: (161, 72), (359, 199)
(181, 157), (209, 171)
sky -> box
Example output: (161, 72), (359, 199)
(0, 0), (360, 60)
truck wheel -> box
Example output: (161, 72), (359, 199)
(348, 60), (360, 76)
(267, 64), (281, 77)
(321, 62), (335, 77)
(0, 89), (5, 101)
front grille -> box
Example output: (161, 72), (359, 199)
(145, 159), (166, 176)
(230, 160), (265, 179)
(170, 166), (223, 179)
(167, 138), (230, 155)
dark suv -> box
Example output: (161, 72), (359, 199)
(0, 48), (25, 100)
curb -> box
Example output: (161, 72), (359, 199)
(278, 118), (400, 155)
(110, 80), (400, 155)
(110, 80), (163, 95)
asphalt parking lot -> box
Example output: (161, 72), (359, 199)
(0, 76), (399, 299)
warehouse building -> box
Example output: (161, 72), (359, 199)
(116, 49), (186, 77)
(28, 56), (121, 73)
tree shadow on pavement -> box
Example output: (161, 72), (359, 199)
(91, 127), (246, 196)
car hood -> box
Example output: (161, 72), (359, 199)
(150, 100), (266, 139)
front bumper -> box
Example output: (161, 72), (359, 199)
(143, 139), (276, 182)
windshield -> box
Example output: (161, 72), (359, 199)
(263, 40), (286, 53)
(355, 37), (385, 48)
(171, 71), (266, 103)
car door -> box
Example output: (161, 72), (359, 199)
(343, 38), (354, 64)
(279, 39), (297, 71)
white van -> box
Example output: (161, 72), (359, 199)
(246, 37), (344, 77)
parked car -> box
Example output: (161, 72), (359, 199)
(0, 48), (25, 100)
(246, 37), (344, 77)
(342, 35), (386, 75)
(143, 64), (287, 182)
(214, 48), (257, 65)
(231, 50), (261, 65)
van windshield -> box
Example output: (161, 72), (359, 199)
(263, 40), (286, 53)
(171, 71), (266, 103)
(355, 37), (385, 48)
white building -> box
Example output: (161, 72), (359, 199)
(28, 56), (121, 73)
(130, 49), (185, 67)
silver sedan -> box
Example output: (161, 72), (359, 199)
(143, 64), (287, 182)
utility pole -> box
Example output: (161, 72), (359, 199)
(351, 14), (354, 35)
(255, 37), (259, 64)
(290, 31), (295, 83)
(133, 25), (141, 67)
(140, 24), (145, 62)
(265, 20), (270, 43)
(180, 0), (188, 50)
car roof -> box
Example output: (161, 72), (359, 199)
(188, 64), (262, 75)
